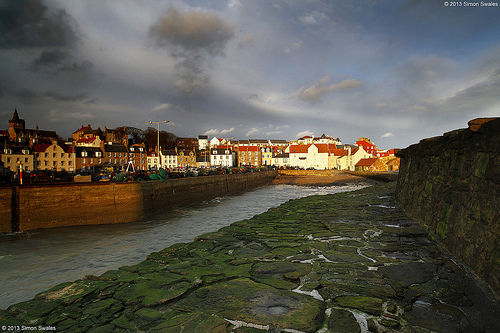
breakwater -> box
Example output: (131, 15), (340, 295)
(0, 170), (277, 233)
(1, 183), (499, 332)
(396, 117), (500, 296)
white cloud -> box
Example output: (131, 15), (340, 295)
(291, 77), (363, 102)
(299, 11), (329, 26)
(381, 132), (394, 139)
(204, 129), (219, 136)
(48, 109), (95, 123)
(246, 128), (259, 137)
(220, 127), (235, 135)
(152, 103), (172, 112)
(264, 130), (282, 136)
(276, 125), (290, 130)
(295, 130), (314, 138)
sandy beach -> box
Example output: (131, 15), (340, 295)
(271, 170), (394, 186)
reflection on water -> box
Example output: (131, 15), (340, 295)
(0, 183), (368, 309)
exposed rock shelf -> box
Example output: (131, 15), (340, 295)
(1, 183), (499, 332)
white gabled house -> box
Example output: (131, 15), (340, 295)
(210, 148), (236, 167)
(335, 146), (371, 171)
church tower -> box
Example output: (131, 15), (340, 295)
(9, 109), (26, 140)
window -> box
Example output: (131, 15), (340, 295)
(45, 153), (48, 158)
(61, 161), (64, 166)
(82, 158), (86, 164)
(82, 151), (88, 157)
(53, 153), (56, 158)
(25, 158), (29, 163)
(44, 161), (48, 166)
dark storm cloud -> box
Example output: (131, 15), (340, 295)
(150, 7), (235, 93)
(44, 91), (89, 102)
(28, 49), (67, 72)
(150, 7), (234, 56)
(0, 0), (79, 49)
(27, 49), (94, 74)
(13, 88), (39, 104)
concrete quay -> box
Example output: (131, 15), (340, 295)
(1, 182), (499, 332)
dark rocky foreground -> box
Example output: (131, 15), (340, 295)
(1, 183), (499, 332)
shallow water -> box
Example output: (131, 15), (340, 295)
(0, 183), (369, 309)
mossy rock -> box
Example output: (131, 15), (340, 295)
(35, 279), (111, 305)
(120, 260), (163, 274)
(150, 311), (230, 332)
(111, 315), (137, 331)
(328, 308), (361, 333)
(80, 298), (123, 323)
(135, 307), (162, 321)
(251, 261), (312, 289)
(333, 295), (383, 316)
(99, 269), (141, 282)
(7, 298), (61, 321)
(175, 278), (325, 332)
(114, 280), (193, 306)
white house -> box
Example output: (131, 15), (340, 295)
(336, 146), (371, 171)
(210, 137), (221, 148)
(198, 135), (208, 150)
(272, 152), (290, 167)
(210, 148), (236, 167)
(288, 144), (331, 169)
(161, 149), (178, 170)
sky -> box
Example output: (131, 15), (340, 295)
(0, 0), (499, 150)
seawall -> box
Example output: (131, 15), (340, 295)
(396, 117), (500, 295)
(0, 170), (277, 233)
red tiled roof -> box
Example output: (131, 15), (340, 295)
(76, 137), (97, 144)
(240, 146), (259, 152)
(355, 158), (378, 166)
(32, 143), (51, 152)
(330, 148), (348, 156)
(289, 144), (310, 153)
(73, 125), (92, 134)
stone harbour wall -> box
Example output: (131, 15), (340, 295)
(0, 170), (277, 233)
(396, 117), (500, 296)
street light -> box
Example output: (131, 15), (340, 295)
(148, 120), (169, 170)
(226, 137), (234, 167)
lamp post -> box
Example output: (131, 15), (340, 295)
(226, 137), (234, 168)
(148, 120), (169, 170)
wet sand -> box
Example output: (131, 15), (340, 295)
(271, 170), (392, 186)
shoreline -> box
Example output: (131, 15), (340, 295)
(2, 182), (498, 332)
(272, 170), (397, 186)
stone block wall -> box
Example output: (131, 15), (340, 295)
(0, 187), (12, 233)
(1, 170), (277, 233)
(396, 118), (500, 295)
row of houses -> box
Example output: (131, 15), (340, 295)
(1, 110), (399, 176)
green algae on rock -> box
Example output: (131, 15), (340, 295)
(1, 182), (499, 332)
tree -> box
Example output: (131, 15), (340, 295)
(143, 127), (177, 151)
